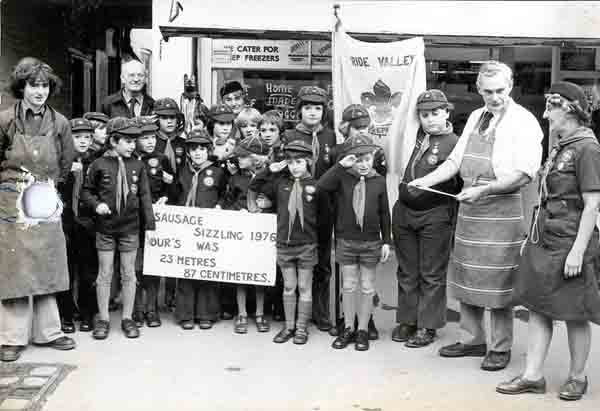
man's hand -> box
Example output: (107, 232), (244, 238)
(380, 244), (391, 263)
(96, 203), (111, 215)
(456, 185), (489, 203)
(339, 154), (357, 168)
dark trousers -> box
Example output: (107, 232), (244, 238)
(219, 283), (237, 316)
(312, 192), (334, 324)
(58, 225), (98, 322)
(175, 279), (220, 322)
(392, 202), (454, 330)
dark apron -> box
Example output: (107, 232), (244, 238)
(449, 110), (525, 308)
(0, 106), (69, 299)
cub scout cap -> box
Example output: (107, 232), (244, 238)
(70, 118), (94, 132)
(283, 140), (313, 156)
(219, 81), (244, 98)
(342, 104), (371, 128)
(185, 129), (213, 146)
(416, 89), (454, 111)
(297, 86), (328, 105)
(83, 112), (109, 124)
(106, 117), (141, 136)
(341, 133), (378, 156)
(136, 116), (159, 133)
(208, 104), (235, 123)
(153, 98), (180, 116)
(233, 136), (268, 157)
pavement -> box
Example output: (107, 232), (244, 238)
(4, 253), (600, 411)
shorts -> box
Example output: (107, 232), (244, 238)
(96, 232), (139, 252)
(277, 243), (318, 269)
(335, 239), (382, 267)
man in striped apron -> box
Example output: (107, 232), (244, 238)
(409, 61), (543, 371)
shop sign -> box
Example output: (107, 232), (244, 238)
(212, 39), (332, 69)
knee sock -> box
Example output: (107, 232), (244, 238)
(236, 287), (248, 317)
(283, 294), (296, 330)
(97, 284), (111, 321)
(297, 299), (312, 331)
(121, 277), (136, 320)
(343, 291), (357, 330)
(358, 293), (373, 331)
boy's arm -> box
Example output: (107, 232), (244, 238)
(81, 161), (102, 212)
(316, 163), (343, 193)
(138, 164), (156, 231)
(378, 181), (392, 244)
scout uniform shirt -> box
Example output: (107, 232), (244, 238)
(398, 125), (461, 210)
(317, 163), (391, 244)
(155, 131), (187, 176)
(250, 168), (319, 246)
(175, 160), (227, 208)
(135, 151), (175, 203)
(81, 154), (156, 235)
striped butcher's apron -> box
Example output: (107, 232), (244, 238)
(449, 110), (525, 309)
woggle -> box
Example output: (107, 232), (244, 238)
(21, 182), (61, 219)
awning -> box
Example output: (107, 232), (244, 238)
(157, 0), (600, 44)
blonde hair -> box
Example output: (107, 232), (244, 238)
(235, 107), (262, 127)
(476, 61), (513, 88)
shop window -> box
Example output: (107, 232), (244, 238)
(215, 69), (332, 130)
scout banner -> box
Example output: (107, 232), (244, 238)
(144, 205), (277, 286)
(332, 26), (426, 181)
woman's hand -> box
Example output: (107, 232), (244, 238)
(564, 246), (584, 278)
(380, 244), (391, 263)
(456, 185), (489, 203)
(96, 203), (111, 215)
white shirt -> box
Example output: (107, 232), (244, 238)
(448, 99), (544, 179)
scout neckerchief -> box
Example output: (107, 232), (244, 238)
(157, 130), (178, 172)
(185, 160), (213, 207)
(103, 149), (129, 214)
(346, 167), (378, 231)
(287, 171), (311, 243)
(296, 122), (323, 176)
(529, 126), (596, 244)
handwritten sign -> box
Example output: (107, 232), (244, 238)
(143, 205), (277, 286)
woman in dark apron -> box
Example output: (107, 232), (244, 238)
(0, 57), (76, 362)
(497, 82), (600, 401)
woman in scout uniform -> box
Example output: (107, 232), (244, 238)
(283, 86), (337, 332)
(497, 82), (600, 400)
(174, 130), (227, 330)
(249, 140), (318, 344)
(392, 90), (461, 348)
(0, 57), (76, 362)
(317, 134), (391, 351)
(410, 61), (543, 371)
(132, 116), (175, 328)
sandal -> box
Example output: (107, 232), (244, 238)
(273, 328), (295, 344)
(293, 327), (309, 345)
(234, 315), (248, 334)
(255, 315), (270, 333)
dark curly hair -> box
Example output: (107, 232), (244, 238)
(8, 57), (62, 100)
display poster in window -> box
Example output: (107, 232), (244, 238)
(245, 78), (332, 128)
(213, 39), (310, 69)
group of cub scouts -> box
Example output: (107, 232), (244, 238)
(57, 81), (459, 352)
